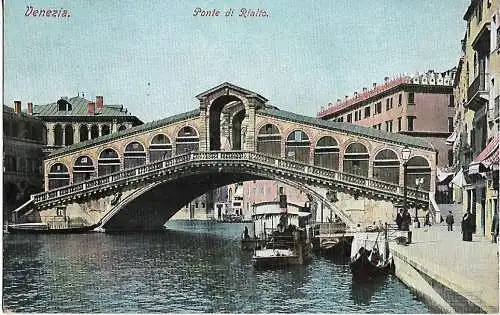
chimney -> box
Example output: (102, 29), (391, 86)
(88, 102), (95, 115)
(96, 96), (103, 109)
(27, 102), (33, 115)
(373, 83), (377, 88)
(354, 91), (358, 97)
(362, 87), (367, 92)
(14, 101), (21, 114)
(337, 99), (341, 103)
(384, 77), (389, 82)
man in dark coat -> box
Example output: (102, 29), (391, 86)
(401, 210), (411, 231)
(445, 211), (454, 231)
(492, 210), (499, 244)
(396, 209), (403, 230)
(462, 210), (473, 241)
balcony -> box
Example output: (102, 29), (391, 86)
(466, 74), (489, 111)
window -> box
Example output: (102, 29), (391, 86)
(448, 117), (454, 132)
(497, 26), (500, 49)
(338, 116), (343, 122)
(407, 116), (416, 131)
(347, 113), (352, 123)
(354, 111), (359, 121)
(449, 94), (454, 107)
(476, 0), (482, 23)
(408, 92), (415, 105)
(385, 120), (393, 132)
(364, 106), (371, 118)
(398, 94), (402, 106)
(375, 102), (382, 114)
(448, 149), (454, 167)
(398, 117), (402, 132)
(386, 99), (390, 111)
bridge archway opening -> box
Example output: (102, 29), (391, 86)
(314, 136), (339, 169)
(124, 141), (147, 169)
(64, 125), (74, 146)
(176, 126), (199, 154)
(79, 125), (89, 142)
(209, 96), (244, 151)
(406, 156), (431, 190)
(257, 123), (281, 157)
(344, 143), (369, 177)
(73, 155), (95, 183)
(102, 125), (111, 136)
(149, 134), (172, 162)
(48, 163), (70, 189)
(90, 125), (99, 139)
(54, 124), (63, 146)
(373, 149), (399, 184)
(285, 130), (310, 163)
(231, 109), (246, 150)
(98, 148), (120, 176)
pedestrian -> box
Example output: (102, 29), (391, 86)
(396, 209), (403, 231)
(445, 211), (454, 231)
(424, 212), (431, 227)
(462, 210), (473, 242)
(492, 210), (499, 244)
(401, 210), (411, 231)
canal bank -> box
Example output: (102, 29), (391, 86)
(390, 224), (499, 313)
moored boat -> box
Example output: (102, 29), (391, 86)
(7, 222), (99, 234)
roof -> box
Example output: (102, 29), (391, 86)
(195, 82), (268, 103)
(33, 96), (141, 119)
(48, 109), (200, 158)
(257, 108), (435, 150)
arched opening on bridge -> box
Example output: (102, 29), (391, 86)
(73, 155), (95, 183)
(406, 156), (431, 191)
(343, 143), (369, 177)
(124, 141), (147, 169)
(90, 125), (99, 139)
(48, 163), (70, 189)
(98, 148), (121, 176)
(149, 134), (172, 162)
(118, 125), (127, 132)
(80, 125), (89, 142)
(101, 124), (111, 136)
(176, 126), (199, 154)
(257, 123), (281, 157)
(209, 96), (242, 151)
(54, 124), (63, 146)
(373, 149), (399, 184)
(231, 109), (246, 150)
(64, 125), (74, 146)
(314, 136), (339, 169)
(285, 130), (310, 163)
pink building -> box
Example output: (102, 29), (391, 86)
(317, 70), (456, 203)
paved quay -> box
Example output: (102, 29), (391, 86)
(390, 223), (499, 313)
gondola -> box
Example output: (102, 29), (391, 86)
(6, 222), (100, 234)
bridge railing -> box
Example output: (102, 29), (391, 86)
(33, 151), (429, 205)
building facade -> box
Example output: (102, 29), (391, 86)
(3, 103), (46, 220)
(317, 70), (456, 202)
(449, 0), (499, 240)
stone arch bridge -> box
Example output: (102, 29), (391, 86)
(17, 83), (437, 231)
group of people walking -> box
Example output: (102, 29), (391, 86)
(445, 209), (499, 243)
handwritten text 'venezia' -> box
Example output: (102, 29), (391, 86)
(25, 6), (71, 17)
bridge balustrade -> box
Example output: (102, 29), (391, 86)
(33, 151), (429, 207)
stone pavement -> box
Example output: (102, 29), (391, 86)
(391, 223), (499, 313)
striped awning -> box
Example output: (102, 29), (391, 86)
(446, 130), (458, 145)
(469, 135), (499, 174)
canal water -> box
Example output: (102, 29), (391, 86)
(3, 221), (429, 313)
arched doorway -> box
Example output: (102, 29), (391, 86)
(256, 123), (281, 157)
(209, 96), (243, 150)
(90, 125), (99, 139)
(285, 130), (310, 163)
(176, 126), (199, 154)
(118, 125), (127, 132)
(73, 155), (95, 183)
(149, 134), (172, 162)
(373, 149), (399, 184)
(64, 125), (74, 146)
(98, 148), (121, 176)
(231, 109), (246, 150)
(314, 136), (339, 169)
(48, 163), (70, 189)
(101, 124), (111, 136)
(343, 143), (369, 177)
(123, 141), (147, 169)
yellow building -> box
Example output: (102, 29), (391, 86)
(450, 0), (499, 240)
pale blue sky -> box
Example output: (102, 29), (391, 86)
(4, 0), (470, 122)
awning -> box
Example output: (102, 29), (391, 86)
(446, 130), (458, 145)
(436, 168), (453, 182)
(451, 169), (468, 188)
(468, 135), (499, 174)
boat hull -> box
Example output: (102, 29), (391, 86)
(349, 253), (394, 280)
(7, 223), (99, 234)
(252, 254), (302, 268)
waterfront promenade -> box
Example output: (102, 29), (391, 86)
(391, 222), (499, 313)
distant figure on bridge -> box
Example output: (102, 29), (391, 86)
(491, 210), (498, 244)
(424, 212), (431, 227)
(445, 211), (454, 231)
(396, 209), (403, 230)
(243, 226), (249, 239)
(461, 210), (473, 242)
